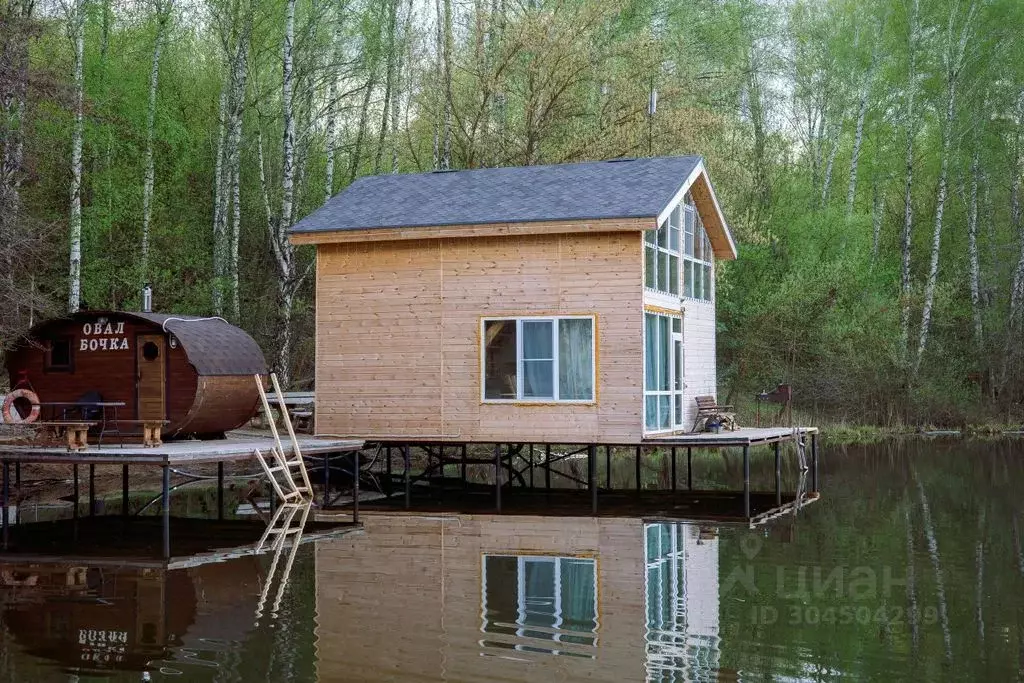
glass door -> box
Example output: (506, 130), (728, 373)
(672, 319), (684, 429)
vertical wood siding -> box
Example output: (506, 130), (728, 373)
(315, 231), (643, 441)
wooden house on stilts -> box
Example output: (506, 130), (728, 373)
(291, 156), (738, 442)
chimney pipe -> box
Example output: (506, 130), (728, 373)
(142, 284), (153, 313)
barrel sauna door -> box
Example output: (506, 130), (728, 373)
(136, 334), (166, 421)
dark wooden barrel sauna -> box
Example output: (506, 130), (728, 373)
(4, 311), (268, 439)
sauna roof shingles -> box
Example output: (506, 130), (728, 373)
(290, 155), (703, 233)
(129, 313), (267, 376)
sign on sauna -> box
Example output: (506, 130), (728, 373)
(79, 321), (130, 351)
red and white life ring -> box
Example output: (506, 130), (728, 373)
(2, 389), (40, 424)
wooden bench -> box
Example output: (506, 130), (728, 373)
(691, 396), (737, 433)
(110, 420), (170, 447)
(30, 421), (98, 452)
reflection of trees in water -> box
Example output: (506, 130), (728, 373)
(716, 439), (1024, 681)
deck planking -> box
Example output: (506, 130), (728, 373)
(0, 435), (364, 465)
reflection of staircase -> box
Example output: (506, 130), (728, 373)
(253, 373), (313, 504)
(254, 501), (311, 625)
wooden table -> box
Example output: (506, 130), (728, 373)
(38, 402), (126, 444)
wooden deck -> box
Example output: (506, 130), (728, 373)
(642, 426), (818, 447)
(0, 434), (364, 465)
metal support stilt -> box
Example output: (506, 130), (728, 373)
(529, 445), (534, 489)
(545, 445), (551, 492)
(88, 464), (95, 516)
(588, 444), (597, 514)
(743, 446), (751, 519)
(73, 465), (79, 520)
(218, 461), (225, 520)
(386, 445), (393, 494)
(162, 465), (170, 559)
(122, 464), (129, 518)
(353, 450), (360, 524)
(404, 444), (411, 509)
(687, 447), (692, 490)
(671, 447), (677, 492)
(2, 461), (9, 549)
(461, 444), (468, 489)
(811, 432), (819, 492)
(605, 446), (612, 489)
(494, 443), (502, 512)
(635, 446), (641, 493)
(322, 454), (330, 508)
(774, 442), (782, 506)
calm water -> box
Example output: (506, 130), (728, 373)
(0, 438), (1022, 681)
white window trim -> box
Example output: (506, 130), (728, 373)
(480, 315), (596, 404)
(682, 203), (714, 304)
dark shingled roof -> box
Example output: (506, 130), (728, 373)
(290, 155), (703, 233)
(126, 313), (267, 376)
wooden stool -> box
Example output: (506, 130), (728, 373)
(142, 422), (164, 447)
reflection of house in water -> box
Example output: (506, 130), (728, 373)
(316, 514), (723, 682)
(645, 523), (721, 681)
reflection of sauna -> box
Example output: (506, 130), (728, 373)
(481, 554), (599, 658)
(644, 522), (721, 680)
(0, 557), (263, 674)
(0, 564), (196, 672)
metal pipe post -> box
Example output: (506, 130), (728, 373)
(811, 432), (819, 492)
(529, 445), (535, 489)
(687, 447), (692, 490)
(461, 444), (468, 489)
(218, 461), (225, 520)
(322, 454), (330, 508)
(122, 464), (129, 518)
(353, 450), (360, 523)
(774, 442), (782, 506)
(162, 464), (170, 559)
(544, 445), (551, 492)
(73, 465), (79, 520)
(2, 461), (9, 548)
(605, 446), (612, 489)
(494, 443), (502, 512)
(403, 444), (411, 509)
(671, 447), (677, 492)
(635, 446), (641, 494)
(88, 464), (95, 516)
(13, 463), (19, 525)
(588, 444), (597, 514)
(743, 446), (751, 519)
(385, 445), (393, 494)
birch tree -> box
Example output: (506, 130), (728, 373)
(65, 0), (86, 312)
(913, 0), (978, 377)
(899, 0), (920, 353)
(846, 20), (881, 218)
(141, 0), (174, 285)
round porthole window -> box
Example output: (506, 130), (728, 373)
(143, 341), (160, 361)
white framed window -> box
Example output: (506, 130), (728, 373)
(644, 204), (681, 295)
(481, 316), (595, 402)
(644, 312), (684, 432)
(480, 554), (599, 657)
(683, 195), (713, 303)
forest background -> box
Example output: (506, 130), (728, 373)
(1, 0), (1023, 427)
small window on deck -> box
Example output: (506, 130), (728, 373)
(45, 337), (73, 372)
(482, 317), (595, 402)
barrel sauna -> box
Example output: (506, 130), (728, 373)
(4, 311), (267, 439)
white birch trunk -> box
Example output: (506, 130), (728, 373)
(374, 0), (398, 175)
(211, 88), (228, 315)
(913, 1), (977, 377)
(820, 122), (840, 207)
(141, 0), (172, 285)
(968, 147), (983, 352)
(323, 8), (343, 204)
(67, 0), (85, 313)
(899, 0), (920, 353)
(270, 0), (298, 387)
(441, 0), (453, 169)
(1009, 95), (1024, 334)
(227, 27), (249, 323)
(915, 472), (953, 662)
(871, 173), (882, 267)
(846, 34), (879, 218)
